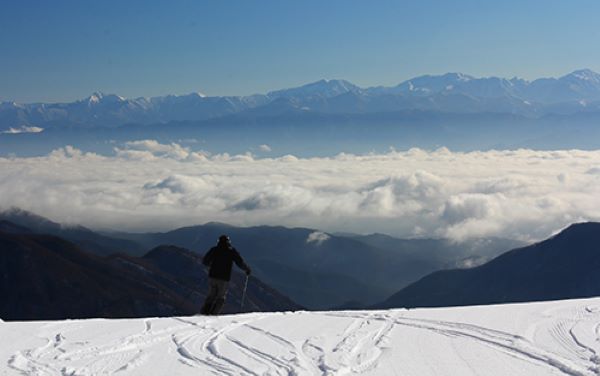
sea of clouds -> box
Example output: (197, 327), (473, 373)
(1, 140), (599, 241)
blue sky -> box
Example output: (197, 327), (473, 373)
(1, 0), (599, 102)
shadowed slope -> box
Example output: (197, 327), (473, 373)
(376, 222), (600, 309)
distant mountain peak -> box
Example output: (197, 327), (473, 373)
(202, 221), (235, 228)
(407, 72), (475, 82)
(86, 92), (125, 105)
(307, 78), (355, 86)
(88, 92), (102, 104)
(267, 79), (362, 99)
(0, 207), (60, 230)
(393, 72), (476, 95)
(178, 92), (207, 99)
(562, 69), (600, 82)
(442, 72), (474, 81)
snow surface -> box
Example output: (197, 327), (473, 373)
(2, 298), (600, 375)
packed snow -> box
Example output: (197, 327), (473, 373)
(2, 297), (600, 375)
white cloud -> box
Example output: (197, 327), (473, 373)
(1, 141), (600, 241)
(114, 139), (210, 161)
(2, 126), (44, 134)
(306, 231), (330, 245)
(259, 144), (272, 152)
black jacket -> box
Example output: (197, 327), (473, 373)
(202, 244), (251, 281)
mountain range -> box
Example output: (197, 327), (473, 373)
(0, 227), (300, 321)
(0, 208), (521, 310)
(115, 223), (517, 309)
(3, 69), (600, 131)
(1, 208), (599, 319)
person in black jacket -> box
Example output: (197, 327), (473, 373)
(200, 235), (251, 315)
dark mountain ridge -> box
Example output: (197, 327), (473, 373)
(0, 207), (145, 257)
(0, 208), (521, 310)
(0, 225), (301, 321)
(114, 221), (519, 309)
(376, 222), (600, 309)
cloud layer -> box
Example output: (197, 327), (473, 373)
(1, 141), (599, 241)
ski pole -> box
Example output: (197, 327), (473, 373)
(240, 275), (249, 310)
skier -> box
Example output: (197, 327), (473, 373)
(200, 235), (251, 315)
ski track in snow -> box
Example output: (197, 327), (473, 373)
(3, 298), (600, 375)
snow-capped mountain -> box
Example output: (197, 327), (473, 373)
(524, 69), (600, 103)
(85, 92), (125, 105)
(370, 70), (600, 103)
(368, 72), (475, 96)
(3, 69), (600, 130)
(267, 79), (363, 99)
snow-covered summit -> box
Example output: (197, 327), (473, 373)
(267, 79), (363, 99)
(86, 92), (126, 105)
(562, 68), (600, 83)
(4, 69), (600, 131)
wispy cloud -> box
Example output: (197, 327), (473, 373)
(1, 126), (44, 134)
(1, 141), (599, 241)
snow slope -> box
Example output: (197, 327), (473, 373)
(2, 297), (600, 375)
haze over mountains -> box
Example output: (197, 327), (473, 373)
(3, 69), (600, 131)
(0, 222), (301, 320)
(1, 208), (599, 321)
(0, 208), (521, 311)
(377, 222), (600, 309)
